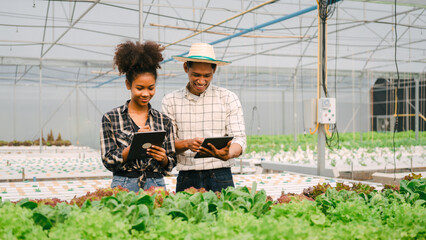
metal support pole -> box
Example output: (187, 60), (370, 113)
(13, 74), (16, 141)
(282, 91), (286, 134)
(39, 63), (43, 153)
(415, 78), (419, 141)
(317, 4), (326, 176)
(76, 85), (79, 147)
(318, 125), (326, 176)
(406, 87), (409, 131)
(359, 73), (363, 141)
(139, 0), (143, 42)
(352, 56), (355, 137)
(293, 74), (298, 142)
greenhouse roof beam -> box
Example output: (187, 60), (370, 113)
(328, 7), (421, 39)
(236, 6), (419, 69)
(224, 50), (426, 65)
(164, 0), (278, 48)
(97, 1), (330, 87)
(162, 2), (327, 64)
(206, 5), (319, 50)
(0, 76), (79, 83)
(60, 44), (112, 57)
(40, 0), (100, 58)
(40, 0), (50, 60)
(364, 56), (426, 71)
(349, 0), (426, 9)
(340, 8), (394, 46)
(229, 29), (318, 63)
(360, 9), (413, 70)
(150, 23), (307, 39)
(288, 17), (317, 75)
(94, 75), (122, 88)
(218, 1), (261, 64)
(94, 1), (314, 17)
(0, 39), (117, 48)
(226, 3), (421, 63)
(0, 56), (112, 68)
(342, 20), (425, 30)
(0, 25), (135, 41)
(361, 8), (425, 70)
(15, 66), (33, 84)
(298, 40), (426, 70)
(96, 1), (422, 15)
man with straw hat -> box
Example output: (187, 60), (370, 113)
(162, 43), (246, 192)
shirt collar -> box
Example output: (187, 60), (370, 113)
(121, 100), (153, 115)
(184, 83), (213, 99)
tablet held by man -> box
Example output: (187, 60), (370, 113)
(194, 136), (234, 159)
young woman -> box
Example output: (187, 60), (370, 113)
(100, 41), (176, 192)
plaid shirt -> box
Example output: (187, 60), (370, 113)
(100, 100), (176, 188)
(162, 84), (246, 171)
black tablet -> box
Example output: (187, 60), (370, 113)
(194, 136), (234, 158)
(128, 131), (167, 159)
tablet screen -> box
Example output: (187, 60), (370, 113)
(128, 131), (167, 160)
(194, 136), (234, 158)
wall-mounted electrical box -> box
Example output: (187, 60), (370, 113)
(318, 98), (336, 124)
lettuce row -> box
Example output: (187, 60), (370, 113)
(0, 180), (425, 239)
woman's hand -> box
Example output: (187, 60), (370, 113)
(147, 145), (168, 167)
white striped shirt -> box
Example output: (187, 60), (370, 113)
(162, 84), (246, 171)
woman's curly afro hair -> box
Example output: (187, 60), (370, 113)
(113, 40), (164, 84)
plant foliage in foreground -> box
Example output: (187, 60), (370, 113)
(0, 179), (425, 239)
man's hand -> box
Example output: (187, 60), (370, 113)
(198, 141), (232, 161)
(187, 137), (204, 152)
(175, 137), (204, 154)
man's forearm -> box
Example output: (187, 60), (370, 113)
(228, 143), (242, 159)
(174, 139), (189, 154)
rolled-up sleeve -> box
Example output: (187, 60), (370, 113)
(226, 92), (247, 153)
(100, 114), (124, 172)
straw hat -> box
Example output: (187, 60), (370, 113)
(172, 43), (231, 66)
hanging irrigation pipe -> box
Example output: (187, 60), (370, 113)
(309, 8), (321, 135)
(310, 0), (340, 137)
(394, 81), (398, 117)
(395, 113), (426, 121)
(164, 0), (277, 48)
(324, 17), (332, 138)
(393, 91), (426, 122)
